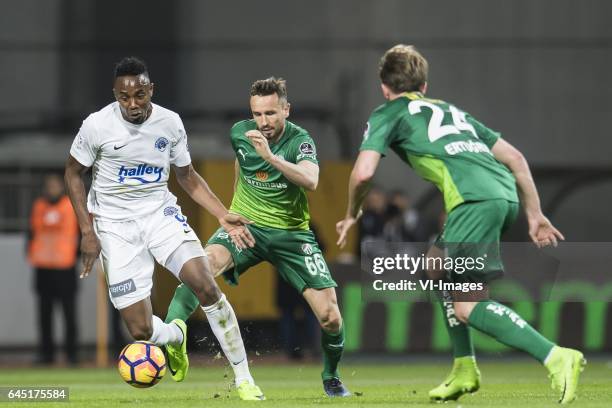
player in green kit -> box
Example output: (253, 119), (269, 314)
(165, 77), (351, 398)
(336, 45), (585, 404)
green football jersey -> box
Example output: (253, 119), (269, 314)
(361, 92), (519, 213)
(229, 120), (318, 230)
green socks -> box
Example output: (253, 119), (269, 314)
(321, 324), (345, 380)
(165, 283), (201, 323)
(440, 300), (475, 358)
(468, 300), (554, 363)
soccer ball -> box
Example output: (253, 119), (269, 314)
(118, 341), (166, 388)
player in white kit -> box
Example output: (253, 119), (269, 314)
(64, 57), (265, 400)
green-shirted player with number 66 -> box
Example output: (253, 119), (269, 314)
(336, 45), (585, 404)
(165, 77), (350, 398)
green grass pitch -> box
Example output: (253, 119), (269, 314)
(1, 361), (610, 407)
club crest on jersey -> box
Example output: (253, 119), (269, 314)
(301, 243), (314, 255)
(297, 142), (316, 161)
(163, 206), (178, 216)
(256, 171), (269, 181)
(299, 142), (314, 155)
(171, 212), (192, 233)
(155, 137), (169, 152)
(117, 164), (163, 184)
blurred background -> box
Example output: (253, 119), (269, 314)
(1, 0), (612, 367)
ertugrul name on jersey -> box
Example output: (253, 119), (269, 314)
(244, 176), (288, 190)
(444, 140), (492, 156)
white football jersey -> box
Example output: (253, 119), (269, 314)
(70, 102), (191, 221)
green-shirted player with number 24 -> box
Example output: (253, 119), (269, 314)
(165, 77), (350, 398)
(336, 45), (585, 404)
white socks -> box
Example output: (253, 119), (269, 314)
(149, 315), (183, 346)
(202, 294), (253, 386)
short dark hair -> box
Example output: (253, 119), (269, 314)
(114, 56), (149, 79)
(250, 77), (287, 102)
(379, 45), (428, 93)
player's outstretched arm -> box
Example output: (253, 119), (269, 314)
(245, 130), (319, 191)
(491, 138), (565, 247)
(64, 155), (101, 278)
(173, 164), (255, 248)
(336, 150), (381, 248)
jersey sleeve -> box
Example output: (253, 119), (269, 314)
(290, 133), (319, 164)
(359, 105), (399, 156)
(69, 115), (99, 167)
(467, 114), (501, 149)
(169, 115), (191, 167)
(229, 121), (247, 152)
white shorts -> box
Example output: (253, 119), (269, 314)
(95, 202), (205, 309)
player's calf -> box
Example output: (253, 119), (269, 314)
(119, 300), (155, 341)
(127, 323), (153, 341)
(179, 256), (222, 306)
(187, 281), (221, 306)
(304, 288), (350, 396)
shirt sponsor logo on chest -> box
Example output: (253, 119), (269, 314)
(118, 164), (163, 184)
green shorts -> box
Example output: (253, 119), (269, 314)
(207, 224), (337, 293)
(437, 199), (519, 283)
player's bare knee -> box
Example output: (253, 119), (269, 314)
(455, 311), (470, 324)
(323, 317), (342, 333)
(320, 311), (342, 333)
(453, 302), (473, 324)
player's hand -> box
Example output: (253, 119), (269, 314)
(80, 231), (101, 278)
(336, 215), (359, 249)
(220, 213), (255, 249)
(245, 130), (274, 162)
(527, 212), (565, 248)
